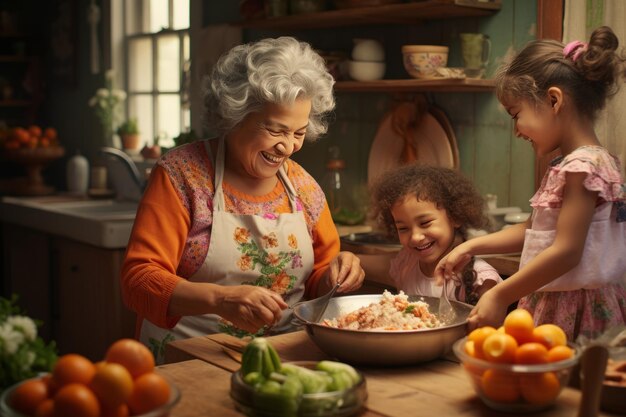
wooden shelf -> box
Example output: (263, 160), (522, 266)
(234, 0), (501, 30)
(334, 77), (495, 93)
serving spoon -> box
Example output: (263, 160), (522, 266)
(438, 277), (457, 324)
(291, 281), (342, 323)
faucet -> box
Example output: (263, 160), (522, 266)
(100, 147), (147, 202)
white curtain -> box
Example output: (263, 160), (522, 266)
(564, 0), (626, 176)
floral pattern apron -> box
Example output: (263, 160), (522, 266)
(140, 137), (314, 363)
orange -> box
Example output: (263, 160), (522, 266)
(515, 342), (549, 364)
(481, 369), (520, 403)
(53, 383), (100, 417)
(533, 324), (567, 349)
(52, 354), (96, 387)
(105, 339), (155, 379)
(28, 125), (42, 138)
(9, 377), (50, 416)
(482, 332), (518, 363)
(35, 398), (55, 417)
(503, 309), (535, 344)
(547, 345), (574, 362)
(127, 372), (171, 415)
(89, 362), (134, 409)
(464, 340), (476, 357)
(44, 127), (58, 140)
(520, 372), (561, 405)
(468, 326), (497, 359)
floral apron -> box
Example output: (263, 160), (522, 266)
(140, 137), (314, 363)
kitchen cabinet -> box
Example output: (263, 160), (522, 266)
(1, 223), (135, 361)
(235, 0), (500, 93)
(0, 1), (43, 127)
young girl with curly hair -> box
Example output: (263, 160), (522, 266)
(435, 26), (626, 341)
(360, 164), (502, 305)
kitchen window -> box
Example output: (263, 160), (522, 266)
(121, 0), (190, 148)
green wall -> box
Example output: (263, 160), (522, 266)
(202, 0), (538, 211)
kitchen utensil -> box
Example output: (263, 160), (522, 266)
(351, 38), (384, 62)
(292, 281), (342, 324)
(348, 60), (386, 81)
(453, 337), (581, 413)
(401, 45), (449, 79)
(293, 294), (472, 366)
(578, 345), (609, 417)
(367, 101), (456, 186)
(438, 277), (457, 324)
(459, 33), (491, 79)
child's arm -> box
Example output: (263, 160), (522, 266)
(469, 172), (598, 328)
(434, 220), (529, 283)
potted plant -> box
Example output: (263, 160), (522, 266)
(117, 118), (140, 150)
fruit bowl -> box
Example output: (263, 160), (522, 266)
(230, 361), (367, 417)
(0, 373), (181, 417)
(453, 337), (581, 413)
(2, 146), (65, 195)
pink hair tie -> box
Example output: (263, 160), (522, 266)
(563, 40), (587, 62)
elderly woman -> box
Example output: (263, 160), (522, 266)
(121, 36), (365, 361)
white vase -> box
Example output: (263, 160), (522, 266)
(67, 151), (89, 194)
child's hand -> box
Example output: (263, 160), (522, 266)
(433, 243), (473, 286)
(467, 289), (508, 331)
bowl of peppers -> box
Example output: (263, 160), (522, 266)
(230, 338), (367, 417)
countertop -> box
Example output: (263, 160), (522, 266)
(157, 331), (618, 417)
(0, 195), (137, 249)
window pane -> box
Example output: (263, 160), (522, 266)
(157, 95), (180, 143)
(157, 34), (180, 91)
(183, 33), (190, 60)
(129, 94), (154, 147)
(128, 38), (153, 92)
(173, 0), (190, 30)
(149, 0), (168, 32)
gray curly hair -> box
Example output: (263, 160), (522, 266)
(202, 36), (336, 141)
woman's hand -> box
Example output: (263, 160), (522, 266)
(326, 251), (365, 294)
(217, 285), (288, 334)
(433, 241), (473, 286)
(466, 289), (508, 331)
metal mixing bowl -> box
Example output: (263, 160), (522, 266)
(293, 294), (471, 366)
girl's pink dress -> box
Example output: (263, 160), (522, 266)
(518, 146), (626, 341)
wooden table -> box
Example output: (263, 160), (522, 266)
(155, 330), (619, 417)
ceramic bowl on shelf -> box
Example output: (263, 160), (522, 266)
(401, 45), (449, 79)
(453, 337), (580, 413)
(348, 60), (385, 81)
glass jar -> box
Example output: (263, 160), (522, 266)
(322, 146), (365, 225)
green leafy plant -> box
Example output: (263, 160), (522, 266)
(89, 70), (126, 147)
(117, 117), (139, 136)
(173, 129), (197, 148)
(0, 295), (57, 390)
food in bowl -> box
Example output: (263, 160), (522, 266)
(1, 338), (180, 417)
(402, 45), (449, 79)
(453, 309), (580, 412)
(322, 290), (441, 330)
(232, 338), (367, 416)
(293, 293), (472, 365)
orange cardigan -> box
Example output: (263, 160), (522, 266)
(121, 143), (339, 332)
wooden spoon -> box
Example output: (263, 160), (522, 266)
(577, 344), (609, 417)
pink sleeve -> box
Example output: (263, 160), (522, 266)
(473, 259), (503, 286)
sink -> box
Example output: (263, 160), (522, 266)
(0, 196), (138, 248)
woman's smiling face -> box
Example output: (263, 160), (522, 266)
(226, 98), (311, 181)
(391, 195), (458, 275)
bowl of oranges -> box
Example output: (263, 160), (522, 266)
(452, 309), (580, 413)
(0, 339), (180, 417)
